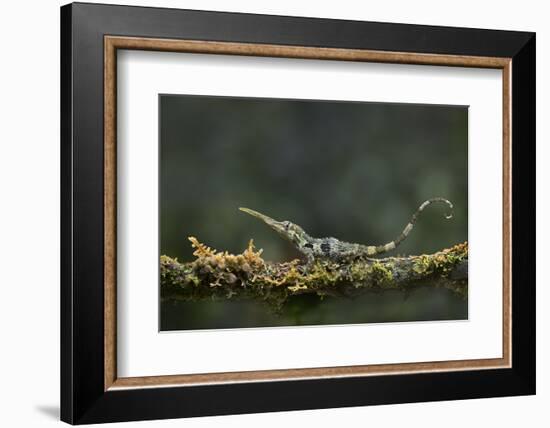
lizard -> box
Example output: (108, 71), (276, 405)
(239, 197), (453, 265)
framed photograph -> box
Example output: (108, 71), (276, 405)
(60, 2), (535, 424)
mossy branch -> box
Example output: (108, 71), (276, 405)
(161, 238), (468, 308)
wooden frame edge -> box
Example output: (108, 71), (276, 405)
(106, 35), (511, 68)
(110, 357), (508, 390)
(502, 61), (513, 369)
(103, 35), (513, 391)
(104, 37), (117, 390)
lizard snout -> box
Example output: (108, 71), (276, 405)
(239, 207), (288, 236)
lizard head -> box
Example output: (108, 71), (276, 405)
(239, 207), (310, 248)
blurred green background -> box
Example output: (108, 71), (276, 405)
(159, 94), (468, 331)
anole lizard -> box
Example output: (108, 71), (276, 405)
(239, 198), (453, 264)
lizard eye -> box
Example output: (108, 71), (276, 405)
(284, 221), (290, 230)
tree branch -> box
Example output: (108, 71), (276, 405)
(161, 238), (468, 308)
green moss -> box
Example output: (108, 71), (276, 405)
(367, 261), (394, 287)
(347, 260), (393, 288)
(287, 284), (308, 292)
(413, 255), (432, 275)
(160, 237), (468, 305)
(412, 242), (467, 278)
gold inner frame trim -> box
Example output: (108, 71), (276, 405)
(104, 35), (512, 391)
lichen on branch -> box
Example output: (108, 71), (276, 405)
(160, 237), (468, 308)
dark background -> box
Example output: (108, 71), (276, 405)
(160, 95), (468, 331)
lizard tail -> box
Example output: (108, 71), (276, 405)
(370, 198), (454, 255)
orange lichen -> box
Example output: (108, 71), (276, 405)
(160, 238), (468, 306)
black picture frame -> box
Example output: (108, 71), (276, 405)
(61, 2), (535, 424)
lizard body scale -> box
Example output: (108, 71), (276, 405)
(239, 198), (453, 264)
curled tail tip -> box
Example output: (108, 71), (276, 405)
(438, 198), (454, 219)
(424, 197), (454, 220)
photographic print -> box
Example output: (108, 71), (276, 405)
(62, 7), (533, 422)
(159, 95), (468, 331)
